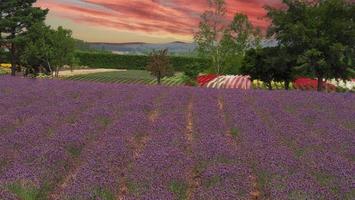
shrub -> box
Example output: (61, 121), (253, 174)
(146, 49), (174, 85)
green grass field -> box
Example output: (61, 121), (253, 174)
(63, 70), (185, 86)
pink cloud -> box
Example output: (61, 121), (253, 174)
(36, 0), (281, 37)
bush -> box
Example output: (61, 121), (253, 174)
(75, 51), (210, 72)
(184, 62), (203, 78)
(180, 74), (197, 86)
(0, 51), (10, 63)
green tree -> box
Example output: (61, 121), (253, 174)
(241, 47), (291, 90)
(276, 47), (294, 90)
(74, 39), (92, 51)
(20, 23), (52, 76)
(267, 0), (355, 91)
(221, 13), (261, 74)
(194, 0), (228, 74)
(297, 48), (328, 91)
(194, 0), (261, 74)
(0, 42), (6, 63)
(50, 26), (76, 77)
(0, 0), (48, 76)
(146, 49), (174, 85)
(21, 23), (75, 77)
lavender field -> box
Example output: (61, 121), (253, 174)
(0, 76), (354, 200)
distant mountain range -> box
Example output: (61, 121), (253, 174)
(87, 39), (278, 55)
(88, 41), (197, 55)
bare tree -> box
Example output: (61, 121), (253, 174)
(146, 49), (174, 85)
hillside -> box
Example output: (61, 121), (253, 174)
(87, 39), (278, 55)
(88, 41), (197, 55)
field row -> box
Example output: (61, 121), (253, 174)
(63, 70), (185, 86)
(0, 76), (354, 200)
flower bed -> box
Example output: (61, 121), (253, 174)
(197, 74), (251, 89)
(0, 63), (11, 68)
(293, 78), (337, 92)
(197, 74), (219, 86)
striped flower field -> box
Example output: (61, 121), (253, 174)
(0, 76), (354, 200)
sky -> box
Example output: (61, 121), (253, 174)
(35, 0), (281, 43)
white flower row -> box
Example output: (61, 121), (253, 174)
(328, 79), (355, 91)
(205, 75), (251, 89)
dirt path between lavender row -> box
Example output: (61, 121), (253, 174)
(116, 108), (158, 200)
(186, 96), (202, 200)
(218, 95), (261, 200)
(59, 69), (127, 77)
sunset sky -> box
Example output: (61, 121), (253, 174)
(35, 0), (281, 43)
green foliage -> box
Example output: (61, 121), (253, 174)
(169, 180), (188, 200)
(223, 54), (244, 74)
(75, 51), (209, 72)
(19, 23), (52, 75)
(230, 127), (239, 138)
(74, 39), (94, 52)
(20, 23), (76, 77)
(0, 51), (10, 63)
(181, 62), (203, 86)
(146, 49), (174, 84)
(194, 0), (260, 74)
(0, 67), (10, 75)
(65, 144), (83, 158)
(297, 49), (327, 74)
(8, 183), (38, 200)
(194, 0), (227, 74)
(0, 47), (7, 61)
(92, 187), (114, 200)
(180, 74), (197, 86)
(242, 46), (300, 90)
(204, 175), (221, 189)
(75, 51), (146, 69)
(241, 48), (276, 90)
(7, 182), (50, 200)
(267, 0), (355, 91)
(50, 26), (76, 76)
(0, 0), (48, 76)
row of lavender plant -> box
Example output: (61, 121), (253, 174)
(0, 81), (140, 199)
(279, 91), (355, 132)
(0, 78), (102, 199)
(0, 76), (353, 199)
(0, 77), (84, 136)
(257, 91), (354, 159)
(191, 89), (253, 199)
(58, 85), (163, 199)
(0, 79), (98, 178)
(222, 90), (334, 199)
(250, 90), (354, 199)
(125, 87), (192, 199)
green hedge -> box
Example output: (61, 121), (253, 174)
(1, 51), (211, 72)
(75, 51), (210, 72)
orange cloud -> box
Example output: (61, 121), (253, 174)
(36, 0), (281, 40)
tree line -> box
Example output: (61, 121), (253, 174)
(194, 0), (354, 91)
(0, 0), (75, 77)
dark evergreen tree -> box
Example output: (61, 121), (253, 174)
(0, 0), (48, 76)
